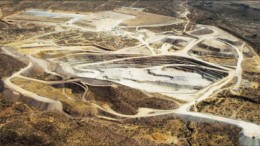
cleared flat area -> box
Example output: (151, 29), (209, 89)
(75, 11), (135, 31)
(115, 7), (183, 27)
(4, 9), (83, 24)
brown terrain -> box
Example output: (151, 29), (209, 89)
(0, 93), (241, 146)
(0, 0), (259, 146)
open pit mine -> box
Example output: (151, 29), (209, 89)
(0, 0), (259, 146)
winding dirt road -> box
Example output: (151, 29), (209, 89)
(1, 4), (259, 145)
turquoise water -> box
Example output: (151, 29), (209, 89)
(24, 9), (81, 18)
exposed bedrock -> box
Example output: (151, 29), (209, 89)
(79, 55), (226, 70)
(167, 66), (228, 81)
(198, 43), (233, 53)
(54, 53), (140, 64)
(190, 50), (237, 58)
(189, 41), (239, 59)
(218, 38), (243, 46)
(125, 78), (204, 90)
